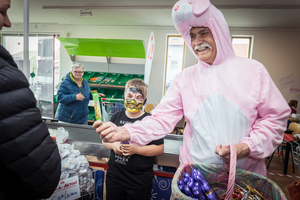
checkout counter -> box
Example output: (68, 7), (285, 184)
(46, 120), (183, 177)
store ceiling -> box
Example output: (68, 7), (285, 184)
(8, 0), (300, 29)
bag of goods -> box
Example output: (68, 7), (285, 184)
(171, 143), (287, 200)
(58, 143), (95, 194)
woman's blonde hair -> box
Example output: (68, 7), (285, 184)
(124, 78), (148, 98)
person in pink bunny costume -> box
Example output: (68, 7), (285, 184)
(94, 0), (290, 176)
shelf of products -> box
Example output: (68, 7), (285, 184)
(86, 71), (144, 89)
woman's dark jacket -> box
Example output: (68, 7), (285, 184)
(55, 72), (92, 124)
(0, 45), (61, 200)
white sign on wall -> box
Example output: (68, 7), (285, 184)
(46, 176), (81, 200)
(290, 86), (300, 93)
(144, 31), (155, 85)
(278, 74), (297, 89)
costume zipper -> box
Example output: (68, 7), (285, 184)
(210, 65), (220, 143)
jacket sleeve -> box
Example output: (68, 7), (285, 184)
(56, 81), (77, 104)
(0, 63), (61, 199)
(0, 108), (61, 199)
(124, 77), (184, 146)
(240, 66), (290, 159)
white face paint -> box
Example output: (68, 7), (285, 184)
(125, 87), (144, 103)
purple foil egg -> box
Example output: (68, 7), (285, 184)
(184, 185), (193, 197)
(192, 185), (207, 200)
(187, 177), (195, 188)
(179, 179), (184, 185)
(178, 183), (184, 193)
(183, 177), (189, 184)
(184, 172), (191, 178)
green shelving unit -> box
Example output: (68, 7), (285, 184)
(88, 72), (108, 85)
(82, 71), (95, 81)
(57, 37), (146, 59)
(113, 74), (133, 86)
(88, 106), (95, 121)
(132, 74), (144, 80)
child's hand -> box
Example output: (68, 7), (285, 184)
(121, 144), (137, 156)
(112, 142), (123, 155)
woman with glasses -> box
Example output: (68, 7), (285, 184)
(55, 63), (104, 125)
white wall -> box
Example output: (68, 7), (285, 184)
(4, 24), (300, 111)
(231, 28), (300, 112)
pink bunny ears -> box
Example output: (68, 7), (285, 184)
(172, 0), (211, 35)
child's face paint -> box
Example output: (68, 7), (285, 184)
(125, 87), (144, 103)
(124, 87), (144, 113)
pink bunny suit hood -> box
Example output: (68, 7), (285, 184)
(124, 0), (290, 176)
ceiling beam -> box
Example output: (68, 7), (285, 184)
(42, 5), (300, 10)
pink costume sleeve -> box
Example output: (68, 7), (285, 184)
(124, 79), (184, 146)
(240, 67), (290, 159)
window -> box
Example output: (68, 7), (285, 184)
(231, 36), (253, 58)
(164, 35), (185, 94)
(2, 35), (60, 118)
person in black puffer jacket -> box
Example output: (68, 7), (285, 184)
(0, 0), (61, 199)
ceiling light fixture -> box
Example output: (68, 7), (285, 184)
(80, 9), (92, 17)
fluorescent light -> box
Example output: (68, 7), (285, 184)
(80, 9), (92, 17)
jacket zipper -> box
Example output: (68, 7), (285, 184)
(68, 112), (73, 121)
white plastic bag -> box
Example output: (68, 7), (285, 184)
(101, 102), (109, 122)
(56, 127), (69, 144)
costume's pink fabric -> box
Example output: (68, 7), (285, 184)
(124, 0), (290, 176)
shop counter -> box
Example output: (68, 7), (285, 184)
(46, 120), (182, 169)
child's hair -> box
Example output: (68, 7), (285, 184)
(288, 100), (298, 108)
(124, 78), (148, 98)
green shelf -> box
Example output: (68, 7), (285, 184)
(88, 72), (108, 85)
(132, 74), (144, 80)
(57, 37), (146, 59)
(113, 74), (133, 86)
(83, 71), (95, 82)
(101, 73), (120, 85)
(88, 107), (95, 121)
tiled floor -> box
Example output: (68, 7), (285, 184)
(265, 149), (300, 200)
(87, 150), (300, 200)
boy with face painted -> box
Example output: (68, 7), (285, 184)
(102, 79), (164, 200)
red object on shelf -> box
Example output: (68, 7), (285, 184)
(284, 134), (296, 143)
